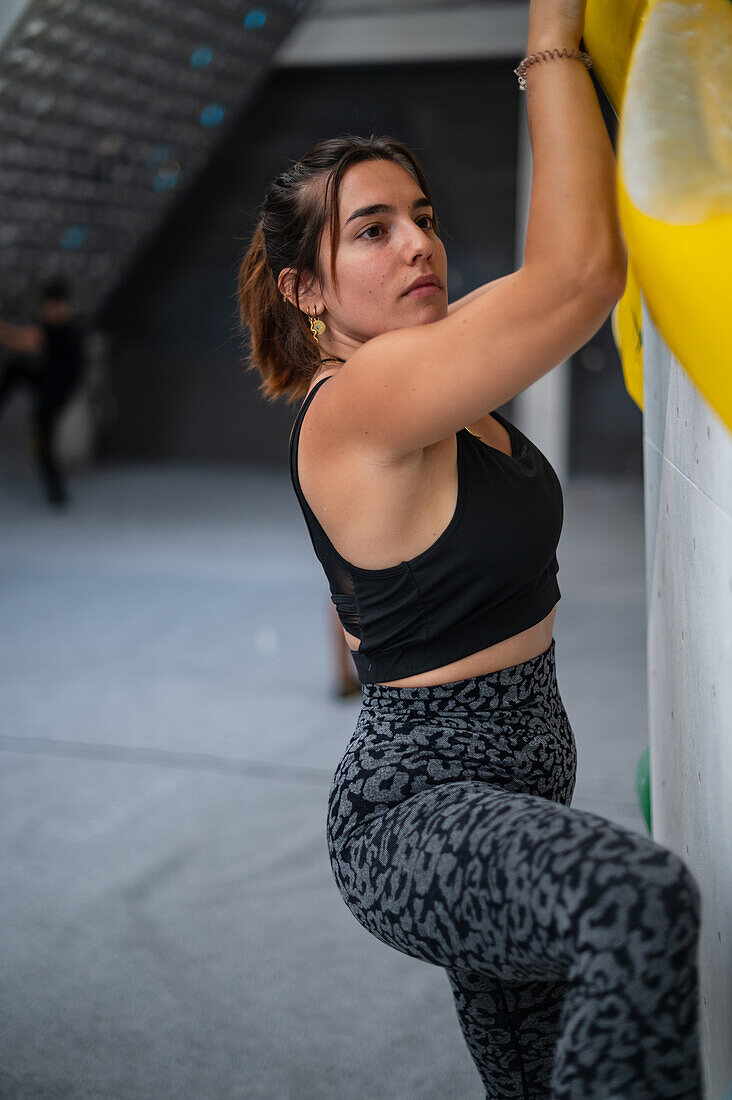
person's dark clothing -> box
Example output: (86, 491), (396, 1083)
(40, 320), (84, 388)
(0, 320), (85, 504)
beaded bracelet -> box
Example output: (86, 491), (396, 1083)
(514, 47), (592, 91)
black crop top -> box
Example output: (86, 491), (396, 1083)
(288, 375), (563, 684)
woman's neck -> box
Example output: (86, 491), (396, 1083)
(310, 356), (345, 387)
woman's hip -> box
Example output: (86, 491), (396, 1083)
(327, 638), (576, 857)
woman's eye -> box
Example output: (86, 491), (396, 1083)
(359, 215), (434, 240)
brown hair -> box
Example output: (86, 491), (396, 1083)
(236, 133), (439, 406)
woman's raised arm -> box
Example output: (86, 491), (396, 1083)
(314, 0), (627, 462)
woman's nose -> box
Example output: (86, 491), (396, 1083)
(404, 226), (433, 259)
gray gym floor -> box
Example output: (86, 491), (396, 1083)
(1, 462), (648, 1100)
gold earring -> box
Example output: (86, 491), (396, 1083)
(308, 305), (326, 343)
(282, 292), (289, 303)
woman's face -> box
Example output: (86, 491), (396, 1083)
(313, 158), (448, 358)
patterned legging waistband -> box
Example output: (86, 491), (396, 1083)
(360, 637), (557, 716)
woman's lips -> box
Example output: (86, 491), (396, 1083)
(404, 283), (440, 297)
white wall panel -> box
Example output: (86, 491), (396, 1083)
(642, 296), (732, 1099)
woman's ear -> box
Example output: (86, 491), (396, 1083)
(278, 269), (322, 313)
(277, 268), (295, 301)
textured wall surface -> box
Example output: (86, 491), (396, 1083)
(642, 296), (732, 1099)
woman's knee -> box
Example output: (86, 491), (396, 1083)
(654, 845), (702, 927)
(558, 820), (702, 946)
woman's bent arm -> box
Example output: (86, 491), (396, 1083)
(317, 268), (622, 462)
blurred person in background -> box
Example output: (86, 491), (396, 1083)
(0, 277), (85, 507)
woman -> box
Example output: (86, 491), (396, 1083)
(237, 1), (703, 1094)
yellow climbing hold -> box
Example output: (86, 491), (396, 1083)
(585, 0), (732, 431)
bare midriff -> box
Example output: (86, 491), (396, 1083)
(300, 370), (558, 689)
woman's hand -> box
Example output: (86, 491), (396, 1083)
(528, 0), (587, 50)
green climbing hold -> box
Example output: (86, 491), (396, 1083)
(636, 746), (652, 835)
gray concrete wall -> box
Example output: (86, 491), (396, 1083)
(641, 296), (732, 1099)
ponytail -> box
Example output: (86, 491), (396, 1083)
(237, 222), (317, 406)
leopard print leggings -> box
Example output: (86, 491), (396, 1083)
(326, 639), (703, 1098)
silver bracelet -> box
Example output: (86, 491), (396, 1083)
(515, 47), (592, 92)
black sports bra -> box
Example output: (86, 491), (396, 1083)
(288, 375), (563, 684)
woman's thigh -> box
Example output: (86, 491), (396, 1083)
(329, 777), (696, 983)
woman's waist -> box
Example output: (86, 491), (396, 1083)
(360, 632), (559, 718)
